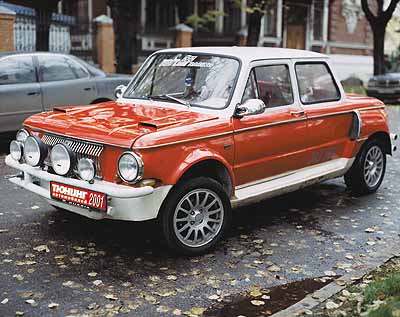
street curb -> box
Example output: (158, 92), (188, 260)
(270, 241), (400, 317)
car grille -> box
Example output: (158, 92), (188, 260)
(41, 134), (104, 179)
(377, 79), (399, 87)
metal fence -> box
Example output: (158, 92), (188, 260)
(0, 1), (75, 54)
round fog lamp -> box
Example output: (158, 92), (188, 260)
(51, 144), (74, 176)
(77, 158), (95, 181)
(16, 129), (30, 143)
(24, 136), (47, 166)
(10, 140), (23, 161)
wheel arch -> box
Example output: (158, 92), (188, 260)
(175, 157), (234, 197)
(368, 131), (392, 155)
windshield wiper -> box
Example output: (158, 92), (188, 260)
(148, 94), (190, 108)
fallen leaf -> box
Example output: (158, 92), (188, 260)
(208, 294), (219, 300)
(48, 303), (59, 309)
(251, 300), (265, 306)
(326, 301), (340, 309)
(93, 280), (103, 286)
(166, 275), (177, 281)
(1, 298), (8, 304)
(33, 245), (50, 253)
(267, 265), (281, 272)
(250, 290), (262, 297)
(104, 294), (118, 301)
(157, 306), (170, 313)
(88, 272), (98, 277)
(365, 227), (375, 233)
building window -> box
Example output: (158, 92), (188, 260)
(313, 0), (324, 41)
(264, 0), (277, 37)
(146, 0), (178, 34)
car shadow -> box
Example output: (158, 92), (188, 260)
(43, 179), (351, 261)
(0, 132), (13, 156)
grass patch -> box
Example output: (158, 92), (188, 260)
(364, 273), (400, 304)
(368, 298), (400, 317)
(343, 85), (366, 95)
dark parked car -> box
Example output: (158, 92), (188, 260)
(0, 52), (132, 133)
(366, 65), (400, 102)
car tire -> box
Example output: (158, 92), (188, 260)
(344, 138), (386, 196)
(160, 177), (232, 256)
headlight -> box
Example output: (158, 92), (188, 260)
(118, 152), (144, 183)
(51, 144), (75, 176)
(77, 158), (95, 181)
(368, 79), (377, 87)
(9, 140), (23, 161)
(24, 136), (47, 166)
(16, 129), (30, 142)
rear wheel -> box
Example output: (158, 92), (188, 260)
(345, 139), (386, 195)
(160, 177), (231, 255)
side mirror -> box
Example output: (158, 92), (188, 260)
(114, 85), (127, 99)
(235, 99), (266, 118)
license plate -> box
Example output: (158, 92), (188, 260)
(378, 88), (393, 94)
(50, 182), (107, 212)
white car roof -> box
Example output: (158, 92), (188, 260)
(158, 47), (327, 63)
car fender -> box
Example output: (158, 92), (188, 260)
(168, 147), (235, 190)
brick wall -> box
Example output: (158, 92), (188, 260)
(0, 9), (15, 52)
(329, 1), (373, 55)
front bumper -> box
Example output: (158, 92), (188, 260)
(366, 89), (400, 101)
(5, 155), (171, 221)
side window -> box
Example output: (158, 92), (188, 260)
(295, 63), (340, 104)
(241, 70), (258, 103)
(0, 56), (36, 85)
(38, 55), (88, 82)
(254, 65), (294, 107)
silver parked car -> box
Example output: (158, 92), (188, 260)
(0, 52), (132, 133)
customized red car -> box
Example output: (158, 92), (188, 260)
(6, 47), (397, 255)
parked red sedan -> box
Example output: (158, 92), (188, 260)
(6, 47), (397, 255)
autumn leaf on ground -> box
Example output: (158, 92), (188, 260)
(33, 245), (50, 253)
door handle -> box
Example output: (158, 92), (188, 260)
(83, 87), (92, 91)
(290, 110), (306, 117)
(27, 91), (40, 96)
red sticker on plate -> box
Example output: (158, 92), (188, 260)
(50, 182), (107, 212)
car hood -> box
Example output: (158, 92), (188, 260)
(370, 72), (400, 81)
(24, 101), (218, 148)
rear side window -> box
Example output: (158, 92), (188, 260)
(0, 55), (36, 85)
(295, 63), (340, 104)
(38, 55), (88, 82)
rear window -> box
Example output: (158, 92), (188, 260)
(295, 63), (340, 104)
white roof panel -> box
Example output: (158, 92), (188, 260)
(158, 47), (327, 62)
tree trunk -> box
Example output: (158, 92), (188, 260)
(372, 26), (386, 75)
(111, 11), (133, 73)
(35, 10), (52, 51)
(247, 11), (263, 46)
(109, 1), (139, 74)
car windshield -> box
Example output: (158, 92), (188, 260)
(123, 53), (240, 109)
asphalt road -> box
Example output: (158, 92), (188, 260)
(0, 107), (399, 317)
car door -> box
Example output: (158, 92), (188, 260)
(294, 61), (351, 165)
(36, 54), (97, 110)
(0, 55), (43, 133)
(233, 60), (309, 186)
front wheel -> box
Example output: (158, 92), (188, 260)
(160, 177), (232, 256)
(345, 139), (386, 195)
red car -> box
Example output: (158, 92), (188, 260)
(6, 47), (397, 255)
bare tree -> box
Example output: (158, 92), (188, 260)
(361, 0), (400, 75)
(107, 0), (140, 74)
(246, 0), (267, 46)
